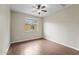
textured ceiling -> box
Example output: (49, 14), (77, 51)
(10, 4), (71, 18)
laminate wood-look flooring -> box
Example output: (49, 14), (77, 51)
(7, 39), (79, 55)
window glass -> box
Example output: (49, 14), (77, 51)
(24, 19), (38, 32)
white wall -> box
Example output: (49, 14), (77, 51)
(44, 5), (79, 50)
(0, 5), (10, 54)
(11, 11), (43, 43)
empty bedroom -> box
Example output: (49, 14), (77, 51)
(0, 4), (79, 55)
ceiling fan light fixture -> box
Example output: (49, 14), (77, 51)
(32, 4), (47, 14)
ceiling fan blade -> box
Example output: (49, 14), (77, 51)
(41, 6), (45, 9)
(38, 12), (41, 14)
(32, 4), (39, 9)
(37, 4), (41, 9)
(32, 6), (37, 9)
(32, 4), (41, 9)
(41, 10), (47, 12)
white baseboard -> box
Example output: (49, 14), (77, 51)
(10, 37), (43, 44)
(6, 43), (10, 55)
(0, 43), (10, 55)
(44, 37), (79, 51)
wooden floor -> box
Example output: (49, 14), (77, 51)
(7, 38), (79, 55)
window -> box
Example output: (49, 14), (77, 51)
(24, 19), (38, 32)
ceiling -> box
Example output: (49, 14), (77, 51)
(10, 4), (71, 18)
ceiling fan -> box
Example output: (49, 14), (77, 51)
(32, 4), (47, 14)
